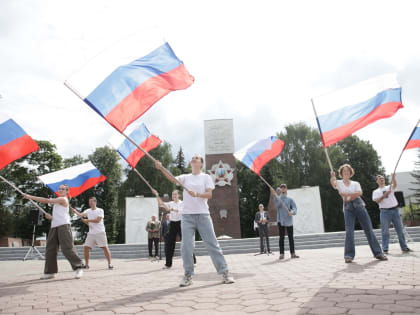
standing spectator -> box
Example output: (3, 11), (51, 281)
(255, 204), (271, 254)
(146, 216), (161, 258)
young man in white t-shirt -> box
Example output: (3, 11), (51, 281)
(72, 197), (113, 269)
(372, 174), (411, 254)
(155, 155), (234, 287)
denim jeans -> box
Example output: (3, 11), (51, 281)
(380, 208), (408, 251)
(343, 198), (383, 259)
(258, 224), (270, 253)
(181, 214), (228, 276)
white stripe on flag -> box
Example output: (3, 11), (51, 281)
(312, 73), (400, 115)
(66, 27), (165, 99)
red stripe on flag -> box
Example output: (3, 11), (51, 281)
(405, 139), (420, 150)
(105, 64), (194, 132)
(63, 175), (107, 198)
(321, 101), (403, 147)
(126, 135), (162, 168)
(0, 134), (39, 170)
(251, 140), (284, 175)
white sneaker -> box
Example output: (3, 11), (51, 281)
(40, 273), (55, 280)
(179, 275), (192, 287)
(222, 271), (235, 284)
(75, 268), (83, 279)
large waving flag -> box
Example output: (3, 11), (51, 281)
(0, 113), (39, 170)
(66, 31), (194, 132)
(312, 73), (403, 147)
(109, 123), (161, 168)
(234, 137), (284, 175)
(39, 162), (106, 197)
(404, 126), (420, 150)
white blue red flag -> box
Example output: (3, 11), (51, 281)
(234, 137), (284, 175)
(404, 126), (420, 150)
(66, 31), (194, 132)
(0, 113), (39, 170)
(313, 73), (403, 147)
(109, 123), (161, 168)
(38, 162), (106, 197)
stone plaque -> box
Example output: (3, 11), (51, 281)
(204, 119), (234, 155)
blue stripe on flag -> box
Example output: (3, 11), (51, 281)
(0, 119), (27, 146)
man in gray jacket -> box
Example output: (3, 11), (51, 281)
(271, 184), (299, 260)
(255, 204), (271, 254)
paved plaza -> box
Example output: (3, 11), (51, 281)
(0, 243), (419, 315)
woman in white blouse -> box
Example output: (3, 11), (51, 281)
(330, 164), (387, 263)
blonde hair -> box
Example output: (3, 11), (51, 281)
(338, 164), (355, 178)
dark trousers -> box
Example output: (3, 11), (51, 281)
(258, 224), (270, 253)
(148, 238), (159, 257)
(278, 223), (295, 254)
(166, 221), (196, 267)
(45, 224), (83, 274)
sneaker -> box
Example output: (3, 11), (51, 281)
(108, 264), (114, 270)
(383, 250), (388, 254)
(40, 273), (55, 280)
(162, 265), (171, 269)
(344, 257), (353, 263)
(375, 254), (388, 261)
(402, 247), (413, 253)
(222, 271), (235, 284)
(75, 268), (83, 279)
(179, 275), (192, 287)
(279, 254), (284, 260)
(291, 253), (300, 259)
(84, 264), (90, 269)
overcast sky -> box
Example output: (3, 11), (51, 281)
(1, 0), (419, 175)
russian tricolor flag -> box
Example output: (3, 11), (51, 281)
(313, 73), (403, 147)
(0, 113), (39, 170)
(38, 162), (106, 197)
(109, 123), (161, 168)
(66, 31), (194, 132)
(404, 126), (420, 150)
(234, 137), (284, 175)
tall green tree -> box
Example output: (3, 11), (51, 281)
(174, 146), (186, 174)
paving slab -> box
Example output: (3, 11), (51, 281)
(0, 243), (419, 314)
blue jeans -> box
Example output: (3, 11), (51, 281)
(181, 214), (228, 276)
(343, 198), (383, 259)
(380, 208), (408, 251)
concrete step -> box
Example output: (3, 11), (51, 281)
(1, 227), (418, 261)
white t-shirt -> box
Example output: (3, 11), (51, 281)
(164, 200), (183, 221)
(83, 208), (106, 235)
(336, 180), (362, 194)
(372, 185), (398, 209)
(176, 173), (215, 214)
(51, 198), (71, 228)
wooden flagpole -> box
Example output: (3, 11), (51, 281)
(0, 175), (48, 216)
(311, 98), (334, 173)
(392, 118), (420, 174)
(64, 81), (187, 190)
(132, 167), (155, 192)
